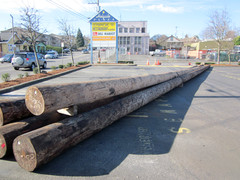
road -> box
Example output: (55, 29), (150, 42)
(0, 51), (102, 83)
(0, 66), (240, 179)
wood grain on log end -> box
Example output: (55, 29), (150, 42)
(0, 134), (7, 158)
(0, 108), (3, 126)
(13, 136), (37, 172)
(25, 86), (45, 116)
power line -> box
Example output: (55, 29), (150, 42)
(46, 0), (89, 22)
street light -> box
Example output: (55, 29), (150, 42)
(10, 14), (15, 56)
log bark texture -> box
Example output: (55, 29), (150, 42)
(13, 65), (209, 171)
(0, 111), (68, 158)
(25, 67), (200, 116)
(0, 98), (32, 126)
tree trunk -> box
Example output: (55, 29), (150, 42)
(217, 42), (220, 64)
(70, 50), (74, 65)
(33, 45), (41, 73)
(13, 65), (209, 171)
(25, 67), (200, 116)
(0, 98), (32, 126)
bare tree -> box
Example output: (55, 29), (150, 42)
(202, 9), (231, 64)
(20, 6), (46, 73)
(58, 19), (76, 65)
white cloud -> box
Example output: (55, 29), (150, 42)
(146, 4), (184, 13)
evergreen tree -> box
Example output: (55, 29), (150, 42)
(76, 28), (84, 48)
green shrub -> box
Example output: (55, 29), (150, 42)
(238, 62), (240, 65)
(25, 72), (29, 77)
(195, 62), (201, 65)
(33, 67), (40, 74)
(1, 73), (10, 82)
(51, 66), (57, 70)
(118, 61), (134, 64)
(66, 63), (72, 68)
(18, 74), (24, 79)
(205, 62), (215, 65)
(77, 61), (90, 65)
(58, 65), (64, 69)
(46, 45), (62, 54)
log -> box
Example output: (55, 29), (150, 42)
(0, 111), (69, 158)
(25, 67), (200, 116)
(0, 92), (135, 158)
(0, 98), (32, 126)
(13, 66), (209, 171)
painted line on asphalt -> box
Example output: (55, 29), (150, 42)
(169, 127), (191, 134)
(127, 115), (149, 118)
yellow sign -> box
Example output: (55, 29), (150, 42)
(92, 36), (116, 41)
(92, 22), (116, 32)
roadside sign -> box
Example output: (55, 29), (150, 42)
(89, 9), (119, 64)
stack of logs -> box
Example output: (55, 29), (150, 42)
(0, 65), (209, 171)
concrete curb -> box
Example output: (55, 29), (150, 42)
(0, 65), (92, 95)
(93, 64), (137, 66)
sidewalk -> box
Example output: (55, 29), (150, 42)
(0, 65), (190, 99)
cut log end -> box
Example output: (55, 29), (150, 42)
(0, 108), (3, 126)
(13, 136), (37, 172)
(25, 86), (45, 116)
(0, 134), (7, 158)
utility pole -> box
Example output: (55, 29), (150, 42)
(10, 14), (15, 56)
(89, 0), (100, 12)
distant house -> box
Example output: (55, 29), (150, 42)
(187, 40), (234, 59)
(1, 28), (62, 48)
(165, 35), (184, 50)
(0, 32), (29, 57)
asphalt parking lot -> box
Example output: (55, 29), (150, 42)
(0, 65), (240, 180)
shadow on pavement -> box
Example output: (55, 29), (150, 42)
(34, 68), (212, 176)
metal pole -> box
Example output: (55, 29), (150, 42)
(90, 23), (93, 64)
(116, 22), (119, 63)
(10, 14), (15, 56)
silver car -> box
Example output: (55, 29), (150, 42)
(12, 52), (47, 70)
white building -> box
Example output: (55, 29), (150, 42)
(118, 21), (149, 55)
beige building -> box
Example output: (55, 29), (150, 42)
(0, 32), (29, 57)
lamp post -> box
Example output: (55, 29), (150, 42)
(10, 14), (15, 56)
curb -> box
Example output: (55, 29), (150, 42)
(93, 64), (137, 66)
(0, 65), (92, 95)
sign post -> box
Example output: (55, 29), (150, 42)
(89, 10), (118, 64)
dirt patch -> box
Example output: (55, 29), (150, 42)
(0, 65), (89, 90)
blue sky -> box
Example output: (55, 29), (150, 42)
(0, 0), (240, 39)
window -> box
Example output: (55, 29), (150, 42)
(119, 28), (123, 33)
(127, 37), (130, 45)
(124, 28), (128, 33)
(136, 28), (140, 33)
(134, 37), (141, 45)
(130, 28), (134, 33)
(123, 37), (127, 45)
(141, 27), (145, 33)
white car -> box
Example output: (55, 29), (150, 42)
(45, 51), (59, 59)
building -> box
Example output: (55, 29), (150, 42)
(1, 28), (62, 48)
(118, 21), (149, 55)
(187, 40), (234, 59)
(0, 32), (29, 57)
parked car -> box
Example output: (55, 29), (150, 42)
(45, 51), (58, 59)
(100, 48), (106, 51)
(0, 54), (14, 63)
(63, 48), (70, 53)
(12, 52), (47, 70)
(82, 49), (89, 54)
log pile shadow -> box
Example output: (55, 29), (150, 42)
(34, 68), (212, 176)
